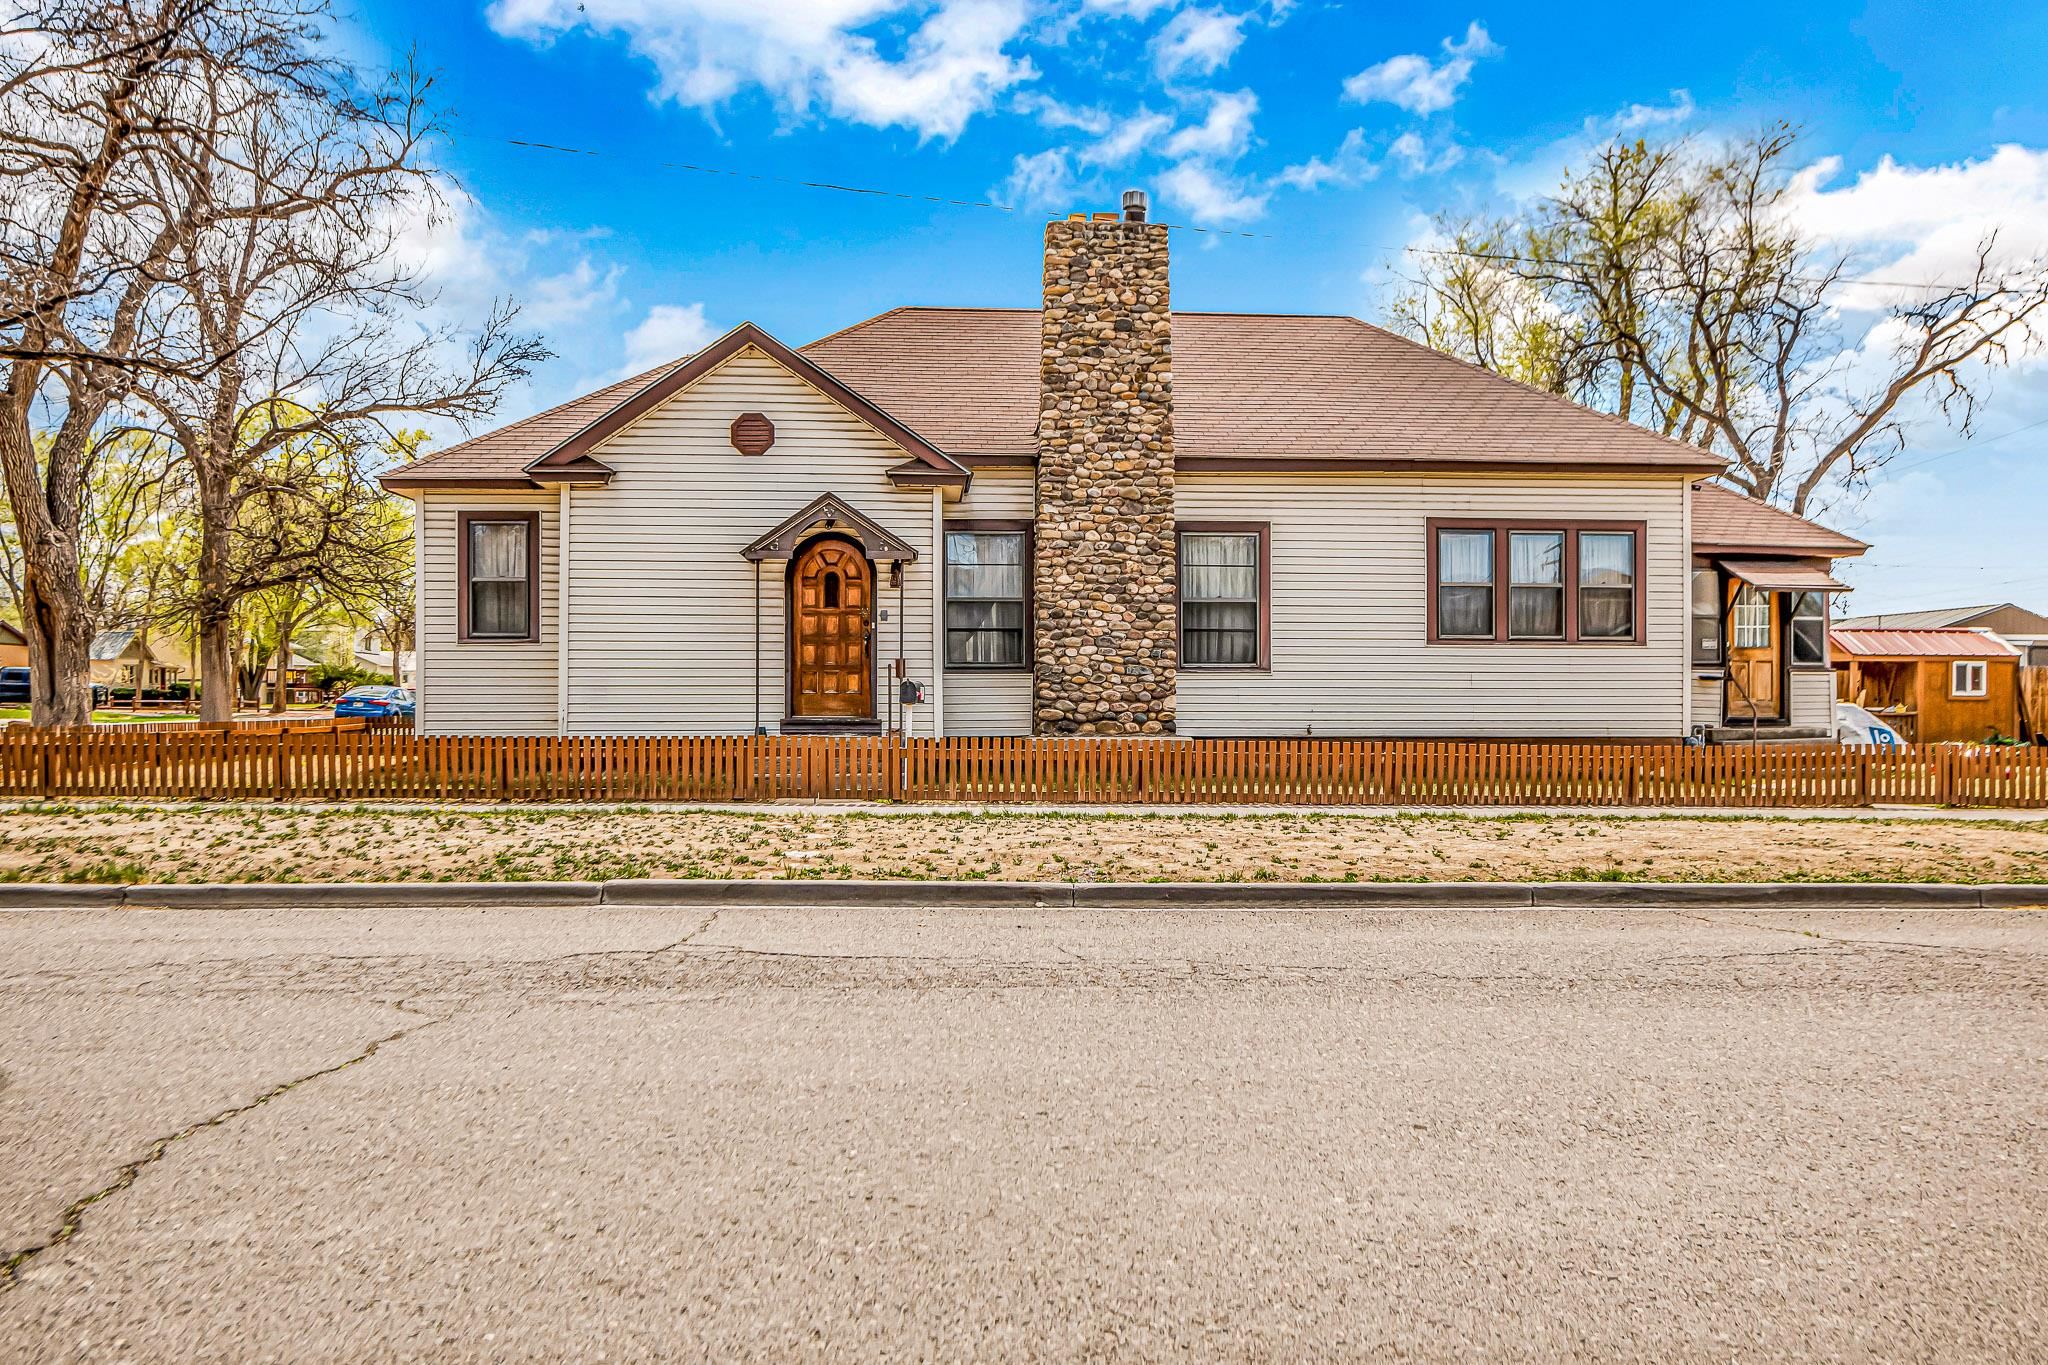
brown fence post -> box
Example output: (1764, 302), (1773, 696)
(1856, 749), (1871, 807)
(496, 740), (510, 803)
(1936, 746), (1956, 807)
(37, 740), (51, 799)
(273, 729), (288, 801)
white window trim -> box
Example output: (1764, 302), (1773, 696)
(1951, 660), (1989, 698)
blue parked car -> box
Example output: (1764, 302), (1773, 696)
(334, 685), (415, 720)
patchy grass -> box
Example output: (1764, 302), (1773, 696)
(0, 802), (2044, 885)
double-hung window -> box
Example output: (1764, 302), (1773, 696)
(944, 528), (1029, 668)
(460, 513), (538, 642)
(1435, 529), (1496, 640)
(1508, 532), (1564, 640)
(1430, 522), (1642, 643)
(1179, 526), (1266, 668)
(1577, 532), (1638, 639)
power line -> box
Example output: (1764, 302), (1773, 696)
(494, 135), (1276, 239)
(1404, 245), (2040, 298)
(1880, 412), (2048, 476)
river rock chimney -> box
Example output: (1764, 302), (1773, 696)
(1033, 193), (1177, 735)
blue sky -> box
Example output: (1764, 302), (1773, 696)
(351, 0), (2048, 614)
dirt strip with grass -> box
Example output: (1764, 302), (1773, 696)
(4, 802), (2047, 885)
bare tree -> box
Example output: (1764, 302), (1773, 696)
(126, 48), (543, 719)
(0, 0), (338, 724)
(1393, 126), (2048, 513)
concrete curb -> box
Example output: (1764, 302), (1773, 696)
(4, 880), (2044, 912)
(602, 879), (1072, 908)
(0, 884), (128, 910)
(120, 882), (603, 910)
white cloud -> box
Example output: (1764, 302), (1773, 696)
(1084, 109), (1176, 164)
(1151, 7), (1248, 79)
(1606, 89), (1694, 132)
(487, 0), (1036, 140)
(1387, 129), (1463, 177)
(1787, 145), (2048, 293)
(1158, 161), (1269, 223)
(1080, 0), (1181, 15)
(999, 147), (1081, 208)
(1162, 88), (1257, 160)
(620, 302), (720, 375)
(1342, 21), (1499, 116)
(1276, 128), (1376, 190)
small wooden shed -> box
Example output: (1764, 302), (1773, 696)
(1831, 628), (2022, 744)
(0, 619), (26, 668)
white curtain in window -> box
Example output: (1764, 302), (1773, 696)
(944, 532), (1025, 599)
(1578, 532), (1635, 639)
(1438, 530), (1493, 584)
(1731, 583), (1770, 649)
(1509, 532), (1563, 638)
(469, 521), (529, 637)
(1182, 533), (1259, 665)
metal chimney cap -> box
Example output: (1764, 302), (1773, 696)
(1121, 188), (1148, 223)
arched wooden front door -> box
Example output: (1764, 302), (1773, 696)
(789, 537), (874, 720)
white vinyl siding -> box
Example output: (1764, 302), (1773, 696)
(1790, 670), (1836, 731)
(945, 467), (1035, 735)
(1173, 472), (1690, 738)
(563, 348), (937, 735)
(416, 491), (559, 735)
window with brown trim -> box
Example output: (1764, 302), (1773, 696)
(1789, 591), (1827, 666)
(1178, 523), (1269, 668)
(1427, 519), (1646, 644)
(944, 522), (1030, 668)
(458, 511), (539, 642)
(1691, 560), (1724, 666)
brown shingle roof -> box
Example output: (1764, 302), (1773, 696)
(805, 307), (1725, 470)
(1690, 482), (1867, 558)
(383, 306), (1729, 487)
(383, 361), (682, 486)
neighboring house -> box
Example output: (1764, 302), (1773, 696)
(258, 649), (325, 707)
(352, 631), (416, 686)
(88, 631), (185, 692)
(1836, 604), (2048, 668)
(0, 620), (26, 668)
(382, 195), (1861, 743)
(1687, 483), (1867, 743)
(1831, 628), (2022, 744)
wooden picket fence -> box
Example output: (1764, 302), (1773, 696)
(2, 729), (2046, 807)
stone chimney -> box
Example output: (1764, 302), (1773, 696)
(1033, 192), (1177, 735)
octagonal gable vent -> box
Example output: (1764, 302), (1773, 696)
(730, 412), (775, 456)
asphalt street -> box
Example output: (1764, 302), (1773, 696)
(2, 901), (2043, 1362)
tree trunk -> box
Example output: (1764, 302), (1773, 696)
(17, 566), (94, 727)
(198, 617), (237, 723)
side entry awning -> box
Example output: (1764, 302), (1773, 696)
(1718, 558), (1849, 593)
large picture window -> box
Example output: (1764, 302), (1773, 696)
(459, 512), (538, 642)
(1428, 520), (1645, 644)
(1179, 524), (1267, 668)
(944, 527), (1029, 668)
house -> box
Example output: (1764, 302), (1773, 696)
(88, 630), (185, 693)
(0, 620), (26, 668)
(257, 649), (325, 707)
(381, 194), (1862, 743)
(1687, 482), (1867, 742)
(1830, 628), (2022, 744)
(1836, 604), (2048, 668)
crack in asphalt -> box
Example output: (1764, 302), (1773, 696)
(0, 1000), (446, 1292)
(1670, 911), (2039, 959)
